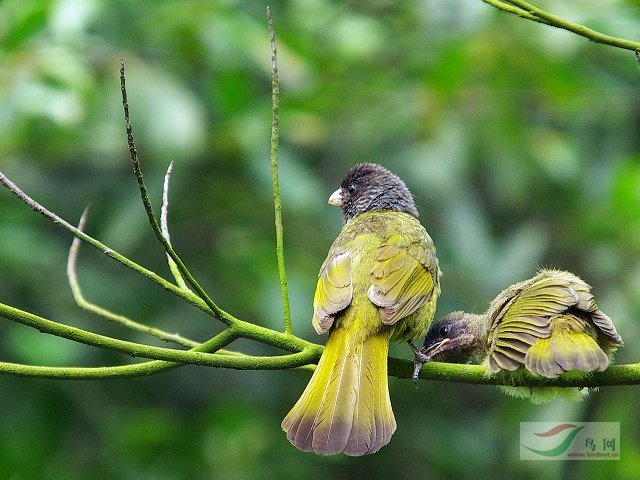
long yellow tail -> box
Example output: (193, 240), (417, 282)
(281, 327), (396, 456)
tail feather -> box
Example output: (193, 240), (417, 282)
(524, 317), (610, 379)
(282, 329), (354, 452)
(550, 329), (609, 372)
(513, 314), (611, 403)
(344, 333), (396, 455)
(282, 328), (395, 456)
(344, 343), (373, 456)
(311, 334), (359, 455)
(525, 338), (563, 378)
(374, 337), (396, 450)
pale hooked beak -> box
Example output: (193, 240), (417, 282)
(328, 188), (343, 206)
(422, 338), (451, 358)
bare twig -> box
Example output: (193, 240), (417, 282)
(67, 206), (199, 348)
(266, 6), (292, 335)
(161, 162), (190, 290)
(119, 59), (232, 324)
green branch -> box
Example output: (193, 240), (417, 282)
(482, 0), (549, 24)
(1, 296), (637, 386)
(390, 357), (640, 388)
(484, 0), (640, 52)
(0, 301), (318, 370)
(0, 328), (236, 380)
(0, 355), (315, 380)
(267, 6), (292, 335)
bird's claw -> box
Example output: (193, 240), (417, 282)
(412, 353), (432, 382)
(408, 342), (432, 383)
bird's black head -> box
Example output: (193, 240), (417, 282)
(329, 163), (419, 222)
(422, 311), (483, 363)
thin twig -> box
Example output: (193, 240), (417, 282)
(482, 0), (549, 24)
(0, 328), (239, 379)
(0, 166), (267, 353)
(267, 6), (292, 335)
(161, 162), (190, 290)
(486, 0), (640, 52)
(119, 60), (232, 325)
(0, 355), (315, 380)
(67, 206), (199, 348)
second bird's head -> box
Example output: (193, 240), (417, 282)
(329, 163), (419, 222)
(422, 311), (486, 363)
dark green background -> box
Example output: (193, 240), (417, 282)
(1, 0), (639, 478)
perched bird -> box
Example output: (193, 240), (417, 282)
(418, 269), (623, 403)
(282, 163), (441, 455)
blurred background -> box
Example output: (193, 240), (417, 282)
(0, 0), (639, 478)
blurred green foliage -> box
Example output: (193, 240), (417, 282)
(1, 0), (639, 478)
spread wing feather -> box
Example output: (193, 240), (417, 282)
(487, 270), (584, 373)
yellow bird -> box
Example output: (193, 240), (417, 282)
(419, 269), (623, 403)
(282, 163), (441, 455)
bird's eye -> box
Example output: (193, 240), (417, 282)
(347, 184), (357, 195)
(439, 325), (449, 338)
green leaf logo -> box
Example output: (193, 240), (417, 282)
(522, 424), (584, 457)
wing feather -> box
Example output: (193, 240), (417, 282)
(313, 251), (353, 334)
(487, 271), (581, 373)
(368, 240), (439, 325)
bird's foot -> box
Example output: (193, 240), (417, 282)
(408, 342), (432, 383)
